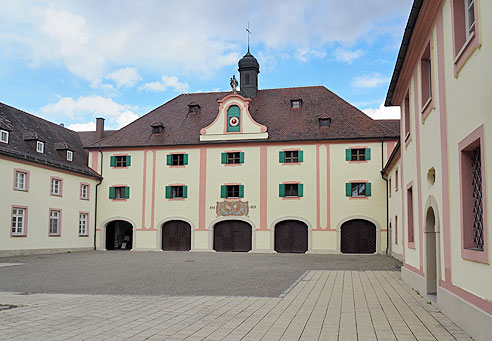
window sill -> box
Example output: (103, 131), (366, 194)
(408, 242), (416, 249)
(80, 198), (89, 201)
(461, 248), (489, 264)
(405, 132), (412, 148)
(167, 198), (185, 201)
(224, 163), (243, 167)
(79, 234), (89, 237)
(14, 188), (28, 192)
(111, 199), (128, 202)
(454, 31), (479, 77)
(349, 196), (369, 200)
(49, 234), (61, 237)
(348, 160), (368, 164)
(224, 198), (242, 201)
(11, 234), (27, 238)
(283, 196), (301, 200)
(50, 193), (62, 197)
(282, 162), (302, 166)
(421, 96), (434, 122)
(168, 165), (187, 168)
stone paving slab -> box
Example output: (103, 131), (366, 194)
(0, 271), (471, 340)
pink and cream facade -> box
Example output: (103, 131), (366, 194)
(384, 0), (492, 339)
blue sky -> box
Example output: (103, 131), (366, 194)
(0, 0), (412, 131)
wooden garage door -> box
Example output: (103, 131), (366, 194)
(275, 220), (308, 253)
(214, 221), (252, 252)
(162, 220), (191, 251)
(341, 219), (376, 254)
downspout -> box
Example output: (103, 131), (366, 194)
(381, 138), (390, 255)
(94, 148), (103, 250)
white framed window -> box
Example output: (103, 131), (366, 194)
(80, 184), (89, 200)
(0, 130), (8, 143)
(67, 150), (73, 161)
(12, 208), (26, 236)
(465, 0), (475, 39)
(51, 178), (62, 196)
(36, 141), (44, 153)
(79, 213), (88, 236)
(49, 210), (60, 235)
(14, 171), (27, 191)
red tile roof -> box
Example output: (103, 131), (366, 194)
(89, 86), (399, 149)
(376, 119), (400, 135)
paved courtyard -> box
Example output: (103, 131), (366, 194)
(0, 252), (471, 340)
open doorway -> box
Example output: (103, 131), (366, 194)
(106, 220), (133, 250)
(425, 207), (439, 299)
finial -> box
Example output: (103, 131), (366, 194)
(246, 22), (251, 53)
(230, 75), (238, 93)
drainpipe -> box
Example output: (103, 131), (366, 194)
(94, 148), (103, 250)
(381, 138), (390, 255)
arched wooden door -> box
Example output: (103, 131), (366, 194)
(274, 220), (308, 253)
(162, 220), (191, 251)
(214, 221), (252, 252)
(341, 219), (376, 253)
(105, 220), (133, 250)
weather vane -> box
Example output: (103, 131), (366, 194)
(246, 22), (251, 52)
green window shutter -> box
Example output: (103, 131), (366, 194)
(365, 148), (371, 160)
(366, 182), (372, 196)
(239, 152), (244, 164)
(221, 185), (227, 198)
(109, 187), (115, 199)
(110, 156), (116, 167)
(298, 151), (303, 162)
(124, 187), (130, 199)
(298, 184), (303, 197)
(183, 154), (189, 165)
(221, 152), (227, 164)
(165, 186), (172, 199)
(126, 155), (131, 166)
(345, 149), (351, 161)
(345, 183), (352, 197)
(166, 154), (172, 165)
(183, 186), (188, 198)
(279, 151), (285, 163)
(239, 185), (244, 198)
(279, 184), (285, 197)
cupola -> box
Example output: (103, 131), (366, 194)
(238, 49), (260, 98)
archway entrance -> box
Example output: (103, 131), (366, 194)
(425, 207), (438, 297)
(162, 220), (191, 251)
(213, 220), (252, 252)
(274, 220), (308, 253)
(341, 219), (376, 253)
(106, 220), (133, 250)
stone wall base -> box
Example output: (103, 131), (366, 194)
(0, 247), (93, 258)
(400, 266), (426, 295)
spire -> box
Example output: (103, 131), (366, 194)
(246, 22), (251, 53)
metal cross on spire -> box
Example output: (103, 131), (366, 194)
(246, 22), (251, 52)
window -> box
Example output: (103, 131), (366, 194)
(221, 184), (244, 199)
(188, 104), (200, 114)
(79, 213), (88, 236)
(459, 126), (487, 262)
(109, 186), (130, 200)
(227, 105), (241, 132)
(166, 153), (188, 166)
(420, 43), (432, 108)
(80, 184), (89, 200)
(291, 100), (302, 109)
(346, 182), (371, 198)
(404, 93), (410, 140)
(222, 152), (244, 164)
(51, 178), (62, 196)
(152, 126), (161, 134)
(464, 0), (475, 39)
(0, 129), (8, 143)
(245, 73), (250, 85)
(395, 215), (398, 244)
(165, 185), (188, 199)
(14, 171), (27, 191)
(49, 210), (61, 236)
(451, 0), (478, 74)
(110, 155), (131, 168)
(346, 148), (371, 161)
(279, 183), (303, 198)
(67, 150), (73, 161)
(395, 169), (399, 191)
(407, 185), (414, 244)
(11, 207), (26, 236)
(389, 177), (392, 197)
(279, 150), (303, 163)
(36, 141), (44, 153)
(319, 118), (331, 127)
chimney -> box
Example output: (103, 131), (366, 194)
(96, 117), (105, 141)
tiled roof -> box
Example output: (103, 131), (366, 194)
(0, 102), (100, 178)
(89, 86), (399, 148)
(78, 130), (116, 147)
(377, 119), (400, 135)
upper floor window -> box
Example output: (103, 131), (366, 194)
(36, 141), (44, 153)
(165, 185), (188, 199)
(452, 0), (478, 73)
(291, 99), (302, 109)
(407, 185), (414, 245)
(152, 126), (160, 134)
(420, 43), (432, 108)
(389, 177), (392, 197)
(220, 184), (244, 199)
(51, 178), (62, 196)
(279, 183), (304, 198)
(404, 93), (410, 140)
(395, 169), (399, 190)
(188, 104), (200, 114)
(346, 182), (372, 198)
(279, 150), (303, 163)
(0, 129), (8, 143)
(14, 171), (28, 191)
(110, 155), (131, 168)
(319, 117), (331, 127)
(222, 152), (244, 165)
(67, 150), (73, 161)
(346, 148), (370, 161)
(464, 0), (476, 39)
(80, 184), (89, 200)
(79, 213), (88, 236)
(109, 186), (130, 200)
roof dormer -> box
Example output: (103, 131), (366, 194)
(188, 102), (200, 114)
(151, 122), (164, 135)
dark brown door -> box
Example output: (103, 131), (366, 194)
(214, 221), (252, 252)
(274, 220), (308, 253)
(341, 219), (376, 253)
(162, 221), (191, 251)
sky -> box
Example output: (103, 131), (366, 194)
(0, 0), (412, 131)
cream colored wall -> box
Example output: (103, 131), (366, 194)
(388, 158), (403, 258)
(441, 0), (492, 300)
(0, 157), (97, 253)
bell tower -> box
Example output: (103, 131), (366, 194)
(238, 48), (260, 98)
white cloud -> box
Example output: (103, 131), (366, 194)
(363, 102), (400, 120)
(334, 47), (363, 64)
(106, 67), (142, 88)
(353, 73), (390, 88)
(294, 48), (327, 63)
(139, 75), (189, 93)
(40, 95), (139, 129)
(67, 122), (96, 131)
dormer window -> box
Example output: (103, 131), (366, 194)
(0, 129), (8, 143)
(319, 117), (331, 128)
(36, 141), (44, 153)
(291, 99), (302, 109)
(151, 122), (164, 135)
(188, 104), (200, 114)
(67, 150), (73, 161)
